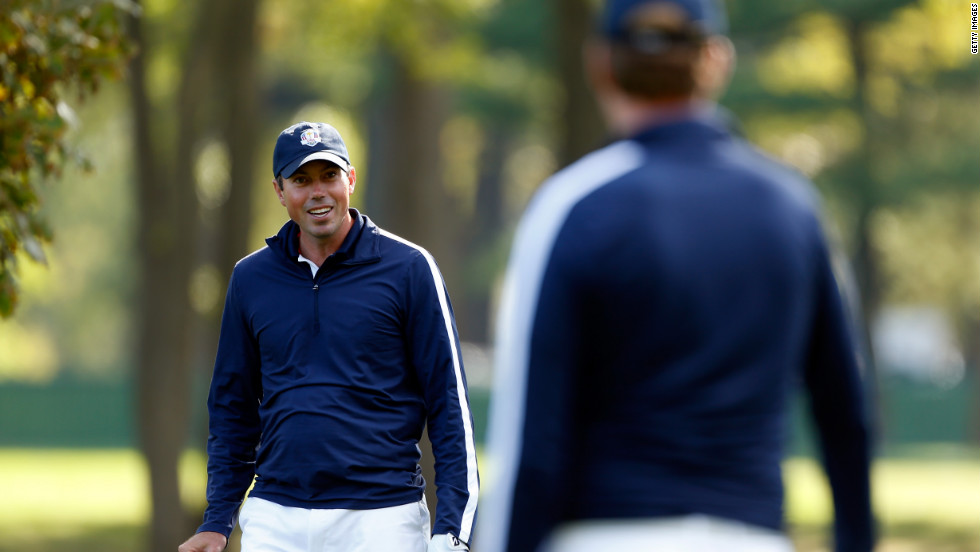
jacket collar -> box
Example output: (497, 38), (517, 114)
(266, 208), (382, 267)
(627, 106), (735, 146)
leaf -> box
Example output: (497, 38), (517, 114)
(0, 0), (133, 317)
(21, 234), (47, 265)
(0, 264), (18, 319)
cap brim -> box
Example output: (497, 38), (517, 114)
(280, 152), (350, 179)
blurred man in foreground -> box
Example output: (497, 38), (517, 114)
(477, 0), (874, 550)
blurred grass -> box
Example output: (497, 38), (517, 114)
(0, 447), (977, 551)
(784, 446), (980, 551)
(0, 448), (209, 552)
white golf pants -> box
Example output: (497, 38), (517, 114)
(540, 514), (795, 552)
(239, 496), (430, 552)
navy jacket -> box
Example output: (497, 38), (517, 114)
(479, 112), (873, 552)
(198, 210), (479, 543)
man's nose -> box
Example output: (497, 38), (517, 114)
(311, 179), (328, 196)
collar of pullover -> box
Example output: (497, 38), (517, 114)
(266, 208), (382, 269)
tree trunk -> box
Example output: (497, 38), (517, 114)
(214, 0), (260, 277)
(192, 0), (262, 430)
(844, 19), (881, 326)
(127, 5), (197, 550)
(364, 46), (461, 299)
(844, 18), (884, 442)
(368, 52), (453, 245)
(554, 0), (605, 168)
(128, 1), (260, 550)
(464, 125), (510, 343)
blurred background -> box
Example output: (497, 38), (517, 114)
(0, 0), (977, 551)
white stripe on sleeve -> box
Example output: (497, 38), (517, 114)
(381, 230), (480, 542)
(476, 140), (645, 552)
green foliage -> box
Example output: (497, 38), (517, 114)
(726, 0), (980, 364)
(0, 0), (134, 318)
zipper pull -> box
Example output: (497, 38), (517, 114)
(312, 284), (320, 333)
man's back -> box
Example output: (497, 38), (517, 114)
(550, 115), (824, 521)
(484, 113), (870, 550)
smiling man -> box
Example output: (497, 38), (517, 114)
(178, 122), (479, 552)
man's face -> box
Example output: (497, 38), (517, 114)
(275, 160), (356, 248)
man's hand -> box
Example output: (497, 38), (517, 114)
(178, 531), (227, 552)
(429, 533), (469, 551)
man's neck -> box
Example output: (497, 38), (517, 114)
(298, 218), (353, 267)
(605, 96), (713, 137)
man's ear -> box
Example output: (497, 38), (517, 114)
(273, 178), (286, 206)
(697, 35), (735, 100)
(347, 167), (357, 194)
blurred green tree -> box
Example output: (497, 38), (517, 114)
(125, 0), (260, 549)
(726, 0), (980, 370)
(0, 0), (134, 318)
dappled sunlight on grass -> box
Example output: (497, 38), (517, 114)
(0, 448), (149, 527)
(785, 453), (980, 551)
(1, 447), (978, 551)
(874, 458), (980, 530)
(785, 454), (980, 531)
(1, 524), (143, 552)
(0, 449), (207, 537)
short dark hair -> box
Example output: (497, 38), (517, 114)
(609, 26), (706, 100)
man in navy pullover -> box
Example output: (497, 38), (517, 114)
(477, 1), (874, 551)
(179, 122), (478, 552)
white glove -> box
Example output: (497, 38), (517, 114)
(429, 533), (469, 551)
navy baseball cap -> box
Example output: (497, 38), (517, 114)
(601, 0), (728, 38)
(273, 122), (351, 179)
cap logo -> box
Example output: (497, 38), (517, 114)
(299, 128), (321, 147)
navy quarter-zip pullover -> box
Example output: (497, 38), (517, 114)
(480, 113), (873, 552)
(199, 210), (479, 543)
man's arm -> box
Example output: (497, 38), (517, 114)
(196, 272), (263, 537)
(477, 142), (645, 552)
(404, 251), (480, 547)
(480, 237), (587, 552)
(804, 237), (875, 552)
